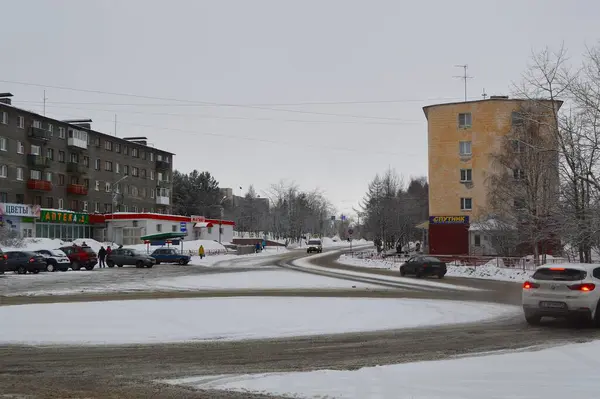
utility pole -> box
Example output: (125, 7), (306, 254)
(454, 64), (473, 102)
(114, 114), (117, 136)
(482, 88), (488, 100)
(43, 90), (48, 116)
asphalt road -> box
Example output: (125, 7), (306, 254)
(2, 248), (599, 399)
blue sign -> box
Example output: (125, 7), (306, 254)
(180, 222), (187, 232)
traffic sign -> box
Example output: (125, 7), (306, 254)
(180, 222), (187, 232)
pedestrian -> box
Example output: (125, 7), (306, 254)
(198, 245), (205, 259)
(118, 244), (123, 249)
(255, 242), (261, 253)
(106, 246), (112, 257)
(98, 246), (107, 268)
(82, 241), (88, 247)
(415, 242), (421, 253)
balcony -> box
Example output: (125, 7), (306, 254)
(155, 160), (170, 170)
(156, 179), (170, 187)
(27, 154), (51, 168)
(67, 136), (88, 150)
(27, 179), (52, 191)
(67, 162), (86, 175)
(28, 126), (52, 142)
(67, 184), (88, 196)
(156, 195), (170, 206)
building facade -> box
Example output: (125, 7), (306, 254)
(0, 94), (174, 241)
(423, 96), (561, 255)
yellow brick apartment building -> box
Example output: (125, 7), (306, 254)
(422, 96), (561, 255)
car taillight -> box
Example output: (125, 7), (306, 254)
(29, 258), (35, 263)
(523, 281), (540, 289)
(423, 263), (428, 268)
(569, 283), (596, 292)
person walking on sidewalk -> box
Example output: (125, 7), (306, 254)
(198, 245), (205, 259)
(98, 246), (107, 268)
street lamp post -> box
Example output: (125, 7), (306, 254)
(218, 195), (227, 244)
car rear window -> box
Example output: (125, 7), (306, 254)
(532, 268), (586, 281)
(308, 240), (321, 245)
(82, 247), (96, 255)
(424, 257), (441, 262)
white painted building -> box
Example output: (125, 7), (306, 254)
(97, 213), (235, 245)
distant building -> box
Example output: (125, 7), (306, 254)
(422, 96), (562, 255)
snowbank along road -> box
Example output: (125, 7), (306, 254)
(2, 248), (600, 398)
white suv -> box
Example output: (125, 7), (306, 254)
(522, 263), (600, 325)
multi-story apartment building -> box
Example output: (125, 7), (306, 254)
(422, 96), (562, 255)
(0, 93), (174, 239)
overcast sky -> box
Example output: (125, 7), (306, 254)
(1, 0), (599, 217)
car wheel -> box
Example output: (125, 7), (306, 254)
(32, 269), (40, 274)
(155, 261), (160, 265)
(178, 258), (186, 265)
(399, 267), (406, 277)
(117, 264), (123, 267)
(71, 261), (81, 271)
(524, 312), (542, 325)
(17, 265), (27, 275)
(437, 272), (445, 279)
(60, 267), (69, 272)
(146, 264), (153, 268)
(136, 261), (144, 268)
(107, 260), (115, 268)
(85, 265), (94, 271)
(46, 263), (55, 272)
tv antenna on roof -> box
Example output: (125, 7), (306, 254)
(482, 88), (488, 100)
(453, 64), (473, 102)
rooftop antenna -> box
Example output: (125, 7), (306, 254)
(114, 114), (117, 136)
(453, 64), (473, 102)
(43, 90), (48, 116)
(482, 88), (488, 100)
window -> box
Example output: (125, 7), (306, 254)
(58, 174), (65, 186)
(150, 170), (155, 180)
(151, 188), (155, 198)
(30, 170), (41, 180)
(69, 152), (79, 163)
(48, 124), (53, 133)
(513, 169), (525, 180)
(30, 145), (41, 155)
(84, 178), (90, 188)
(94, 202), (99, 212)
(115, 163), (120, 174)
(83, 156), (89, 167)
(512, 111), (524, 127)
(58, 127), (66, 139)
(104, 204), (112, 213)
(71, 200), (78, 211)
(157, 224), (162, 232)
(105, 182), (111, 192)
(82, 201), (88, 212)
(132, 167), (139, 177)
(458, 113), (472, 128)
(46, 197), (53, 208)
(124, 165), (129, 175)
(95, 180), (100, 191)
(45, 172), (52, 182)
(0, 137), (6, 151)
(165, 156), (170, 163)
(46, 148), (54, 160)
(17, 141), (24, 154)
(94, 137), (101, 147)
(474, 234), (481, 247)
(15, 194), (24, 204)
(105, 141), (113, 151)
(105, 161), (113, 172)
(115, 143), (121, 153)
(460, 197), (472, 211)
(460, 169), (472, 182)
(132, 205), (138, 212)
(164, 173), (169, 183)
(141, 169), (146, 178)
(131, 148), (138, 157)
(459, 141), (472, 156)
(141, 187), (147, 198)
(70, 176), (78, 185)
(58, 151), (65, 163)
(0, 111), (7, 124)
(17, 116), (24, 128)
(124, 146), (129, 155)
(0, 192), (7, 202)
(16, 167), (23, 181)
(95, 159), (101, 170)
(131, 186), (138, 196)
(172, 225), (177, 232)
(34, 196), (42, 206)
(125, 185), (130, 194)
(0, 164), (6, 178)
(149, 152), (154, 162)
(33, 120), (42, 128)
(157, 154), (162, 162)
(157, 187), (170, 197)
(157, 172), (163, 181)
(142, 151), (146, 160)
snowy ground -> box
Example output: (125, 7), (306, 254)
(0, 297), (517, 345)
(164, 339), (600, 399)
(296, 252), (482, 292)
(338, 253), (533, 283)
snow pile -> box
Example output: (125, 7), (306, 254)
(1, 237), (67, 252)
(163, 339), (600, 399)
(72, 238), (117, 253)
(338, 253), (401, 270)
(321, 237), (370, 248)
(124, 239), (227, 254)
(446, 258), (533, 282)
(0, 297), (517, 345)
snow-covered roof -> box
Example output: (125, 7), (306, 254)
(469, 218), (516, 231)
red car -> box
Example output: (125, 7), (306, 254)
(60, 245), (98, 270)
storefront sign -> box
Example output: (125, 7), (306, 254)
(39, 210), (89, 224)
(429, 216), (469, 224)
(0, 203), (41, 217)
(191, 215), (205, 223)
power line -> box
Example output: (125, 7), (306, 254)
(14, 101), (423, 126)
(0, 79), (427, 121)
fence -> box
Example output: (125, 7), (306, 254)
(346, 249), (568, 271)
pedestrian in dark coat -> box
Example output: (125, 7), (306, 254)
(98, 246), (107, 268)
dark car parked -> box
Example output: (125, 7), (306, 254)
(151, 248), (191, 265)
(106, 248), (155, 268)
(60, 245), (98, 270)
(4, 251), (47, 274)
(0, 248), (6, 274)
(400, 256), (447, 279)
